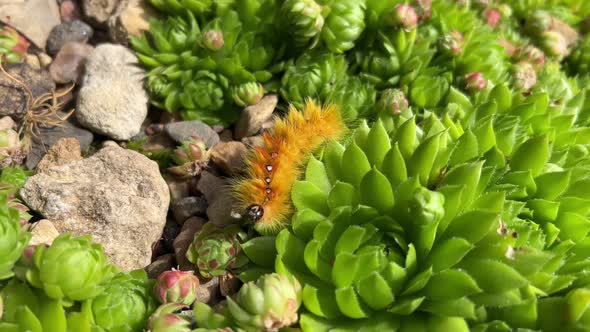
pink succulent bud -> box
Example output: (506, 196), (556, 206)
(514, 45), (545, 69)
(154, 269), (200, 305)
(464, 72), (487, 92)
(485, 8), (501, 27)
(202, 30), (224, 50)
(441, 30), (464, 55)
(498, 38), (517, 57)
(513, 61), (537, 91)
(541, 30), (569, 58)
(387, 4), (418, 31)
(414, 0), (432, 21)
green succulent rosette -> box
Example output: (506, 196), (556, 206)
(132, 8), (280, 125)
(280, 51), (347, 108)
(280, 0), (325, 48)
(186, 223), (248, 278)
(0, 202), (30, 280)
(147, 0), (235, 16)
(148, 303), (193, 332)
(0, 26), (29, 64)
(23, 234), (119, 303)
(320, 0), (366, 53)
(225, 273), (302, 331)
(323, 76), (377, 122)
(83, 269), (158, 332)
(268, 79), (590, 329)
(0, 279), (69, 332)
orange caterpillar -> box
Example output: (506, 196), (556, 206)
(233, 99), (346, 235)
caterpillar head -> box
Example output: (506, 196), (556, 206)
(246, 204), (264, 222)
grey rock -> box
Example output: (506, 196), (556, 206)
(20, 145), (170, 271)
(172, 196), (208, 224)
(49, 42), (94, 84)
(46, 20), (94, 55)
(107, 0), (158, 45)
(76, 44), (148, 140)
(81, 0), (120, 27)
(26, 112), (94, 169)
(36, 137), (82, 173)
(145, 253), (175, 279)
(0, 63), (55, 120)
(174, 216), (206, 271)
(0, 0), (61, 49)
(165, 121), (220, 148)
(234, 94), (277, 140)
(196, 276), (221, 305)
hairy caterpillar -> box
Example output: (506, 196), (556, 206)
(233, 99), (346, 235)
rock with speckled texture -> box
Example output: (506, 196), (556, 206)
(20, 145), (170, 271)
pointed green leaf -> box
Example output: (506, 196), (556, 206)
(407, 133), (441, 185)
(460, 259), (528, 293)
(323, 141), (345, 184)
(426, 237), (474, 273)
(364, 121), (392, 168)
(422, 298), (476, 319)
(292, 181), (329, 215)
(241, 237), (277, 268)
(423, 269), (482, 299)
(335, 287), (370, 318)
(293, 209), (327, 241)
(303, 285), (340, 319)
(381, 143), (407, 187)
(357, 272), (395, 310)
(340, 141), (371, 187)
(450, 130), (479, 166)
(328, 181), (358, 209)
(535, 171), (571, 200)
(360, 167), (395, 213)
(395, 117), (417, 159)
(443, 210), (499, 244)
(306, 157), (331, 193)
(510, 135), (550, 176)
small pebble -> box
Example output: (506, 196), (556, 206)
(49, 42), (94, 84)
(46, 20), (93, 55)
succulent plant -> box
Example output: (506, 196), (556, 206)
(154, 269), (200, 305)
(264, 80), (590, 329)
(0, 278), (69, 332)
(320, 0), (366, 53)
(230, 81), (265, 107)
(0, 26), (29, 64)
(23, 233), (119, 303)
(567, 33), (590, 76)
(132, 7), (280, 125)
(280, 51), (347, 108)
(83, 269), (158, 332)
(168, 136), (209, 177)
(0, 202), (30, 280)
(323, 76), (377, 121)
(280, 0), (325, 48)
(147, 303), (193, 332)
(225, 273), (301, 331)
(385, 4), (418, 31)
(186, 223), (248, 278)
(512, 61), (537, 91)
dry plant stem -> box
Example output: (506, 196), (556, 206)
(0, 62), (75, 152)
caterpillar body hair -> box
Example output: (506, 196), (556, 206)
(233, 99), (346, 235)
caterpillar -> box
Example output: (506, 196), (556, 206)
(233, 99), (346, 235)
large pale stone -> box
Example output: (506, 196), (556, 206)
(20, 145), (170, 271)
(0, 0), (61, 49)
(76, 43), (148, 140)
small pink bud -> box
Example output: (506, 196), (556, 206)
(485, 9), (501, 27)
(414, 0), (432, 21)
(513, 61), (537, 91)
(154, 269), (200, 305)
(441, 30), (464, 55)
(464, 72), (487, 92)
(387, 4), (418, 31)
(202, 30), (224, 50)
